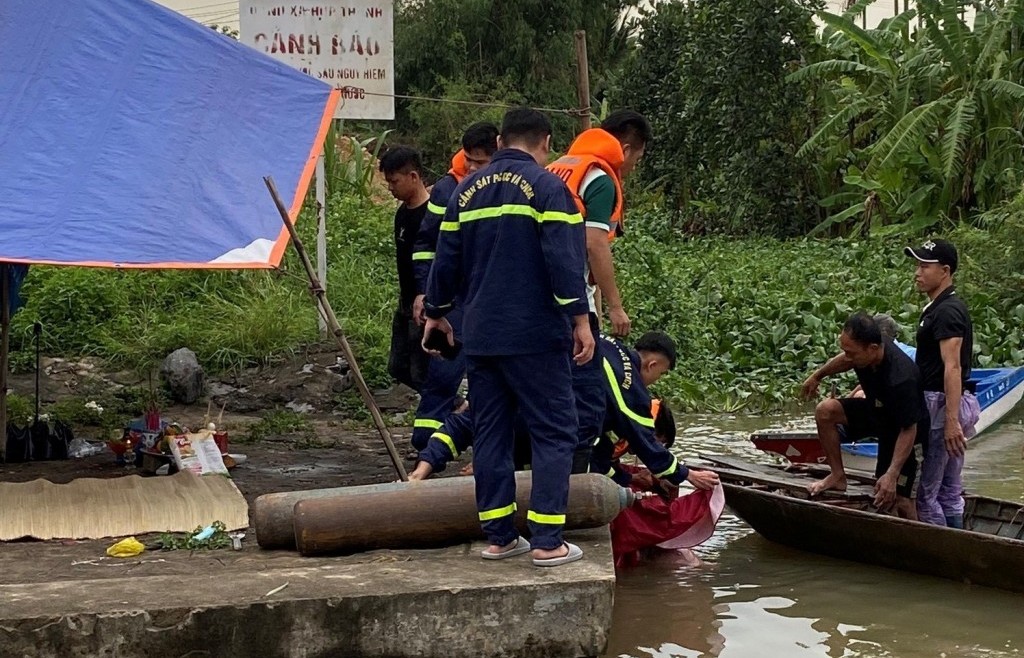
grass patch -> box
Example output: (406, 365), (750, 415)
(240, 409), (316, 444)
(9, 189), (1022, 415)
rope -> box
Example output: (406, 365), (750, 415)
(338, 87), (588, 117)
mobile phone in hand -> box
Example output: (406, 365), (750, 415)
(424, 328), (462, 360)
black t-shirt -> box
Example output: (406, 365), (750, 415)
(915, 286), (973, 392)
(854, 340), (930, 433)
(394, 201), (428, 311)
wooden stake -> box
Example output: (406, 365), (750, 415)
(574, 30), (592, 131)
(263, 176), (408, 481)
(0, 264), (8, 461)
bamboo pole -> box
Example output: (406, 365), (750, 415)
(0, 264), (9, 461)
(263, 176), (408, 481)
(574, 30), (592, 132)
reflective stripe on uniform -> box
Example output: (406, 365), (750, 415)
(412, 251), (435, 261)
(538, 210), (583, 224)
(440, 221), (459, 231)
(655, 456), (679, 479)
(459, 204), (583, 225)
(602, 358), (656, 428)
(427, 201), (446, 215)
(432, 431), (459, 459)
(605, 467), (616, 478)
(414, 419), (444, 430)
(479, 502), (517, 521)
(555, 295), (580, 306)
(527, 510), (566, 525)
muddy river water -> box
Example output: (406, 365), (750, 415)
(605, 408), (1024, 658)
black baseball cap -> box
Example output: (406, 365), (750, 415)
(904, 238), (958, 274)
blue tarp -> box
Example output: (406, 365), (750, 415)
(0, 0), (338, 269)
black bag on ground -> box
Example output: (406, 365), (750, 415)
(30, 419), (51, 460)
(49, 420), (72, 460)
(5, 423), (32, 463)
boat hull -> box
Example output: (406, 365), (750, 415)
(723, 482), (1024, 593)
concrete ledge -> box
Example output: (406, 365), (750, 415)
(0, 528), (614, 658)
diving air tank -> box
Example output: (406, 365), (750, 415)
(276, 472), (641, 556)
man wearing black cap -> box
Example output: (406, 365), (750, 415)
(905, 238), (980, 528)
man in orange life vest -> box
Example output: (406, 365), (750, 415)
(547, 110), (652, 472)
(406, 123), (499, 451)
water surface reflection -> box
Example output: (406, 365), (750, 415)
(606, 409), (1024, 658)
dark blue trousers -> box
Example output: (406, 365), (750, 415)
(571, 314), (603, 472)
(468, 350), (578, 551)
(419, 412), (473, 473)
(412, 309), (466, 451)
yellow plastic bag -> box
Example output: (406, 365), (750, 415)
(106, 537), (145, 558)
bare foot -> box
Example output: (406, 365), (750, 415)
(806, 472), (847, 496)
(460, 462), (474, 476)
(483, 538), (520, 556)
(531, 545), (569, 561)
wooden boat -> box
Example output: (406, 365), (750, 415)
(701, 454), (1024, 594)
(752, 365), (1024, 470)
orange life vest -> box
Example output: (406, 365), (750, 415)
(611, 399), (661, 460)
(547, 129), (625, 243)
(449, 149), (469, 183)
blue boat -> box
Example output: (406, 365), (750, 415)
(840, 366), (1024, 468)
(751, 367), (1024, 468)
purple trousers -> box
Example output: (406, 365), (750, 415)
(916, 391), (980, 526)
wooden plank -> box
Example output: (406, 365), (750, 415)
(700, 454), (780, 475)
(701, 454), (878, 487)
(708, 465), (875, 501)
(789, 461), (878, 484)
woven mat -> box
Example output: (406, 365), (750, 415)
(0, 471), (249, 541)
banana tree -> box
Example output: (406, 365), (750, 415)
(792, 0), (1024, 235)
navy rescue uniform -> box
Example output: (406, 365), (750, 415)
(407, 161), (467, 450)
(425, 148), (588, 551)
(590, 336), (687, 487)
(418, 337), (686, 488)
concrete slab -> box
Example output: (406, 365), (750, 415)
(0, 528), (614, 658)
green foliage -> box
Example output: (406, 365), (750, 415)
(241, 409), (315, 444)
(795, 0), (1024, 235)
(9, 193), (396, 391)
(323, 123), (391, 200)
(157, 521), (232, 551)
(402, 78), (510, 179)
(616, 206), (1017, 412)
(614, 0), (824, 237)
(393, 0), (639, 164)
(11, 268), (317, 375)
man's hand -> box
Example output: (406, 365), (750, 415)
(873, 471), (897, 511)
(686, 469), (721, 491)
(608, 305), (631, 337)
(572, 316), (595, 366)
(412, 294), (426, 326)
(630, 469), (654, 490)
(422, 316), (454, 356)
(407, 461), (434, 481)
(945, 420), (967, 457)
(800, 374), (821, 401)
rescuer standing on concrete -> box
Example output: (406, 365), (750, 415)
(406, 123), (499, 452)
(423, 108), (593, 567)
(547, 110), (652, 472)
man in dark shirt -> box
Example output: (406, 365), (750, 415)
(380, 147), (431, 392)
(423, 108), (593, 567)
(801, 313), (929, 518)
(905, 239), (980, 528)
